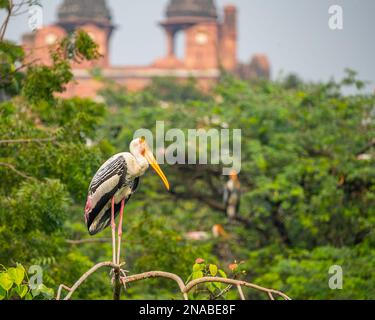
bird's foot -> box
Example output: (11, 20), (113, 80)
(110, 267), (129, 287)
(120, 269), (129, 290)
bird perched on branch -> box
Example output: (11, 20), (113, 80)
(84, 137), (170, 266)
(223, 170), (241, 219)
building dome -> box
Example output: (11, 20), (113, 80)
(166, 0), (218, 20)
(58, 0), (112, 25)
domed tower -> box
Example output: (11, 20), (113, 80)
(160, 0), (220, 69)
(57, 0), (114, 67)
(166, 0), (218, 21)
(159, 0), (237, 71)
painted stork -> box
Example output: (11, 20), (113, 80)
(223, 170), (241, 219)
(84, 137), (170, 265)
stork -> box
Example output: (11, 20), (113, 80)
(223, 170), (241, 220)
(84, 137), (170, 265)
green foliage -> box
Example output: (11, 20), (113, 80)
(185, 259), (243, 300)
(0, 263), (54, 300)
(145, 76), (210, 103)
(0, 0), (10, 10)
(0, 41), (24, 96)
(22, 30), (101, 104)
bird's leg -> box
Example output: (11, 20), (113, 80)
(117, 199), (125, 264)
(111, 196), (116, 265)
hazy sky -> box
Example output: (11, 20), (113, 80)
(2, 0), (375, 90)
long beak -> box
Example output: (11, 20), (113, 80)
(144, 150), (170, 191)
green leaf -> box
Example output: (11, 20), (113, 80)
(218, 269), (227, 278)
(0, 0), (9, 10)
(16, 284), (28, 298)
(193, 263), (203, 272)
(8, 265), (25, 286)
(0, 287), (6, 300)
(192, 271), (203, 280)
(209, 264), (218, 277)
(31, 288), (41, 297)
(213, 282), (224, 291)
(24, 292), (33, 300)
(206, 283), (216, 293)
(0, 272), (13, 291)
(39, 284), (54, 300)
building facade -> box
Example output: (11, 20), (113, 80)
(22, 0), (270, 98)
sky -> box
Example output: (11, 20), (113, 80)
(2, 0), (375, 91)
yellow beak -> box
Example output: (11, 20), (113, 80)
(144, 150), (170, 191)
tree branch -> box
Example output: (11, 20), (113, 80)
(0, 0), (13, 41)
(65, 238), (111, 245)
(56, 261), (291, 301)
(0, 137), (56, 145)
(122, 270), (188, 300)
(184, 276), (291, 300)
(0, 162), (36, 181)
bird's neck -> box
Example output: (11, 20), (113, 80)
(132, 152), (149, 177)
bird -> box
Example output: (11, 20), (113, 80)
(184, 224), (230, 241)
(84, 137), (170, 265)
(223, 170), (241, 219)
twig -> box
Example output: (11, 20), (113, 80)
(0, 162), (36, 181)
(267, 292), (275, 300)
(237, 284), (245, 300)
(122, 271), (188, 300)
(0, 0), (13, 41)
(0, 137), (56, 145)
(65, 238), (111, 244)
(58, 261), (119, 300)
(56, 284), (71, 300)
(184, 277), (291, 300)
(213, 284), (232, 300)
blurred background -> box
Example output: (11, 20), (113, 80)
(0, 0), (374, 300)
(3, 0), (375, 90)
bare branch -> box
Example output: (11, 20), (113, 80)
(65, 238), (111, 245)
(0, 162), (36, 181)
(0, 0), (13, 40)
(213, 284), (232, 300)
(268, 291), (275, 300)
(122, 271), (188, 300)
(57, 261), (291, 301)
(237, 284), (245, 300)
(56, 284), (71, 301)
(0, 137), (56, 145)
(184, 276), (291, 300)
(58, 261), (120, 300)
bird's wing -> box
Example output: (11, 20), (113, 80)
(131, 177), (140, 194)
(85, 155), (127, 234)
(91, 177), (140, 234)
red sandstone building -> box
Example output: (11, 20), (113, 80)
(22, 0), (270, 98)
